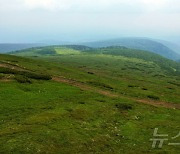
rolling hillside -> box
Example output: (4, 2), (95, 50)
(82, 38), (180, 60)
(12, 45), (180, 76)
(0, 46), (180, 153)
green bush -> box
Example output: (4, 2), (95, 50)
(147, 95), (160, 100)
(0, 67), (17, 74)
(88, 81), (113, 90)
(15, 75), (32, 84)
(0, 73), (4, 79)
(128, 85), (138, 88)
(115, 103), (133, 110)
(0, 67), (52, 80)
(20, 71), (52, 80)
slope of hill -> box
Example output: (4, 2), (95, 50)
(82, 38), (180, 60)
(155, 39), (180, 55)
(82, 46), (180, 76)
(0, 43), (45, 53)
(12, 45), (180, 76)
(0, 46), (180, 153)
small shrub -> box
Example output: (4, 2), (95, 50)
(15, 75), (32, 83)
(87, 72), (94, 75)
(0, 67), (17, 74)
(96, 99), (106, 103)
(147, 95), (160, 100)
(115, 103), (133, 110)
(128, 85), (137, 88)
(0, 67), (52, 80)
(167, 87), (173, 90)
(79, 101), (86, 104)
(88, 81), (113, 90)
(21, 72), (52, 80)
(0, 73), (4, 79)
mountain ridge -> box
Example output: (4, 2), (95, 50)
(81, 37), (180, 60)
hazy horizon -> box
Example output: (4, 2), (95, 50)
(0, 0), (180, 44)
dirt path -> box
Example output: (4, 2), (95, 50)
(52, 76), (118, 97)
(52, 76), (180, 110)
(136, 99), (180, 110)
(0, 61), (179, 110)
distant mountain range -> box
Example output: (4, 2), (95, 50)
(155, 39), (180, 55)
(82, 38), (180, 61)
(0, 38), (180, 61)
(0, 43), (45, 53)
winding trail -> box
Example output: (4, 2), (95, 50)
(52, 76), (118, 97)
(52, 76), (180, 110)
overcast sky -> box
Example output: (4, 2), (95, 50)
(0, 0), (180, 43)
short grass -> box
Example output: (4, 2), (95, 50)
(55, 47), (81, 55)
(0, 80), (179, 153)
(33, 53), (180, 104)
(0, 46), (179, 153)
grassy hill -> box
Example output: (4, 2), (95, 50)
(82, 38), (180, 60)
(0, 46), (180, 153)
(12, 45), (180, 76)
(82, 46), (180, 76)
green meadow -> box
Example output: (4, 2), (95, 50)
(0, 46), (179, 153)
